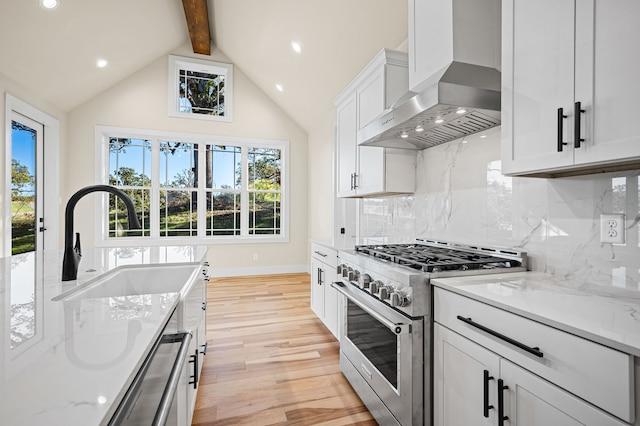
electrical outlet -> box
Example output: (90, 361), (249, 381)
(252, 253), (258, 261)
(600, 213), (625, 244)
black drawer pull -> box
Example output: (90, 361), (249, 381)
(457, 315), (543, 358)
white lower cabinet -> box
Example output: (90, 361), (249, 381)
(434, 287), (633, 426)
(310, 243), (340, 339)
(180, 264), (209, 426)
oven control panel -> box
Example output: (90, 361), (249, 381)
(337, 263), (411, 309)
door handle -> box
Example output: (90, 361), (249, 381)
(189, 349), (199, 389)
(557, 107), (568, 152)
(574, 101), (585, 148)
(483, 369), (494, 417)
(498, 379), (509, 426)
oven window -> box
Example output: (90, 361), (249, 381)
(347, 300), (398, 388)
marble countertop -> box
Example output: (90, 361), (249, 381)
(0, 245), (208, 426)
(431, 271), (640, 357)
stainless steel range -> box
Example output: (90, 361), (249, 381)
(332, 239), (527, 426)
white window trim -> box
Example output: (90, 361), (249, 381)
(167, 55), (233, 122)
(95, 126), (289, 246)
(4, 93), (60, 256)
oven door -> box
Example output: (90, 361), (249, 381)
(332, 282), (423, 426)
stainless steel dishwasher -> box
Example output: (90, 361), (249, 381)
(109, 308), (193, 426)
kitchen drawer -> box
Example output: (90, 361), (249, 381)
(434, 287), (635, 422)
(311, 242), (338, 268)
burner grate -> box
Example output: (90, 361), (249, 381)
(355, 243), (521, 272)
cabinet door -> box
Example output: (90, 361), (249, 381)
(502, 0), (575, 175)
(434, 323), (500, 426)
(357, 69), (384, 130)
(500, 359), (628, 426)
(573, 0), (640, 166)
(336, 94), (357, 197)
(310, 258), (324, 319)
(322, 266), (339, 339)
(356, 146), (386, 196)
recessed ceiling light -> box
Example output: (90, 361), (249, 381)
(415, 126), (424, 132)
(40, 0), (58, 9)
(291, 41), (302, 54)
(275, 83), (284, 92)
(401, 132), (409, 139)
(480, 134), (487, 139)
(96, 59), (108, 68)
(435, 118), (444, 124)
(462, 138), (468, 144)
(456, 108), (467, 114)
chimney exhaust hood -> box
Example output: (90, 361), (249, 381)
(358, 0), (501, 150)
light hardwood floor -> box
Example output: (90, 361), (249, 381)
(192, 273), (376, 426)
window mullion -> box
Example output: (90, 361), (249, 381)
(150, 137), (160, 238)
(197, 141), (206, 235)
(240, 147), (249, 236)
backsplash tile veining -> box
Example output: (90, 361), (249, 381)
(359, 126), (640, 290)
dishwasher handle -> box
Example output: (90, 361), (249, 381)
(153, 331), (193, 426)
(109, 331), (193, 426)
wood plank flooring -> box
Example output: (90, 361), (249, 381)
(192, 273), (376, 426)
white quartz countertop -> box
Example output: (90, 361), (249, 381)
(0, 245), (207, 426)
(431, 271), (640, 357)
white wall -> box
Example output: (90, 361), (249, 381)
(0, 72), (67, 255)
(358, 126), (640, 290)
(65, 44), (309, 275)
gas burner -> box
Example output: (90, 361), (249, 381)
(355, 240), (523, 273)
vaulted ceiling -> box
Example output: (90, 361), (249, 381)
(1, 0), (407, 133)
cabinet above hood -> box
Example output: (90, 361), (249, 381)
(358, 0), (501, 150)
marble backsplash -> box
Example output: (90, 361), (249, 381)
(358, 126), (640, 290)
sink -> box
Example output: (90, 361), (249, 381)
(52, 264), (201, 301)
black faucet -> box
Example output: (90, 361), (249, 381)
(62, 185), (141, 281)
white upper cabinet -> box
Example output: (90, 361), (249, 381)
(502, 0), (640, 177)
(334, 49), (416, 198)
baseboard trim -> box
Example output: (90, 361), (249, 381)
(210, 264), (309, 278)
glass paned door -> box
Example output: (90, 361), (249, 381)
(10, 112), (44, 255)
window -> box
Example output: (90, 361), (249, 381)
(168, 55), (233, 122)
(96, 126), (288, 245)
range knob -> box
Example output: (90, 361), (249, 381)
(379, 285), (392, 300)
(369, 280), (382, 294)
(358, 273), (371, 289)
(348, 269), (360, 281)
(336, 264), (346, 274)
(342, 266), (353, 278)
(390, 291), (410, 308)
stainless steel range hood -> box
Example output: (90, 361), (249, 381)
(358, 0), (501, 150)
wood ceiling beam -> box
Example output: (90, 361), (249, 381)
(182, 0), (211, 55)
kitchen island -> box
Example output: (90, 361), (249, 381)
(0, 245), (207, 425)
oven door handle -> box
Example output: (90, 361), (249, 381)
(332, 283), (411, 335)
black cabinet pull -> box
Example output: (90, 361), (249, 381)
(202, 301), (207, 311)
(457, 316), (543, 358)
(189, 350), (199, 389)
(483, 369), (494, 417)
(498, 379), (509, 426)
(574, 101), (585, 148)
(200, 341), (208, 355)
(557, 107), (568, 152)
